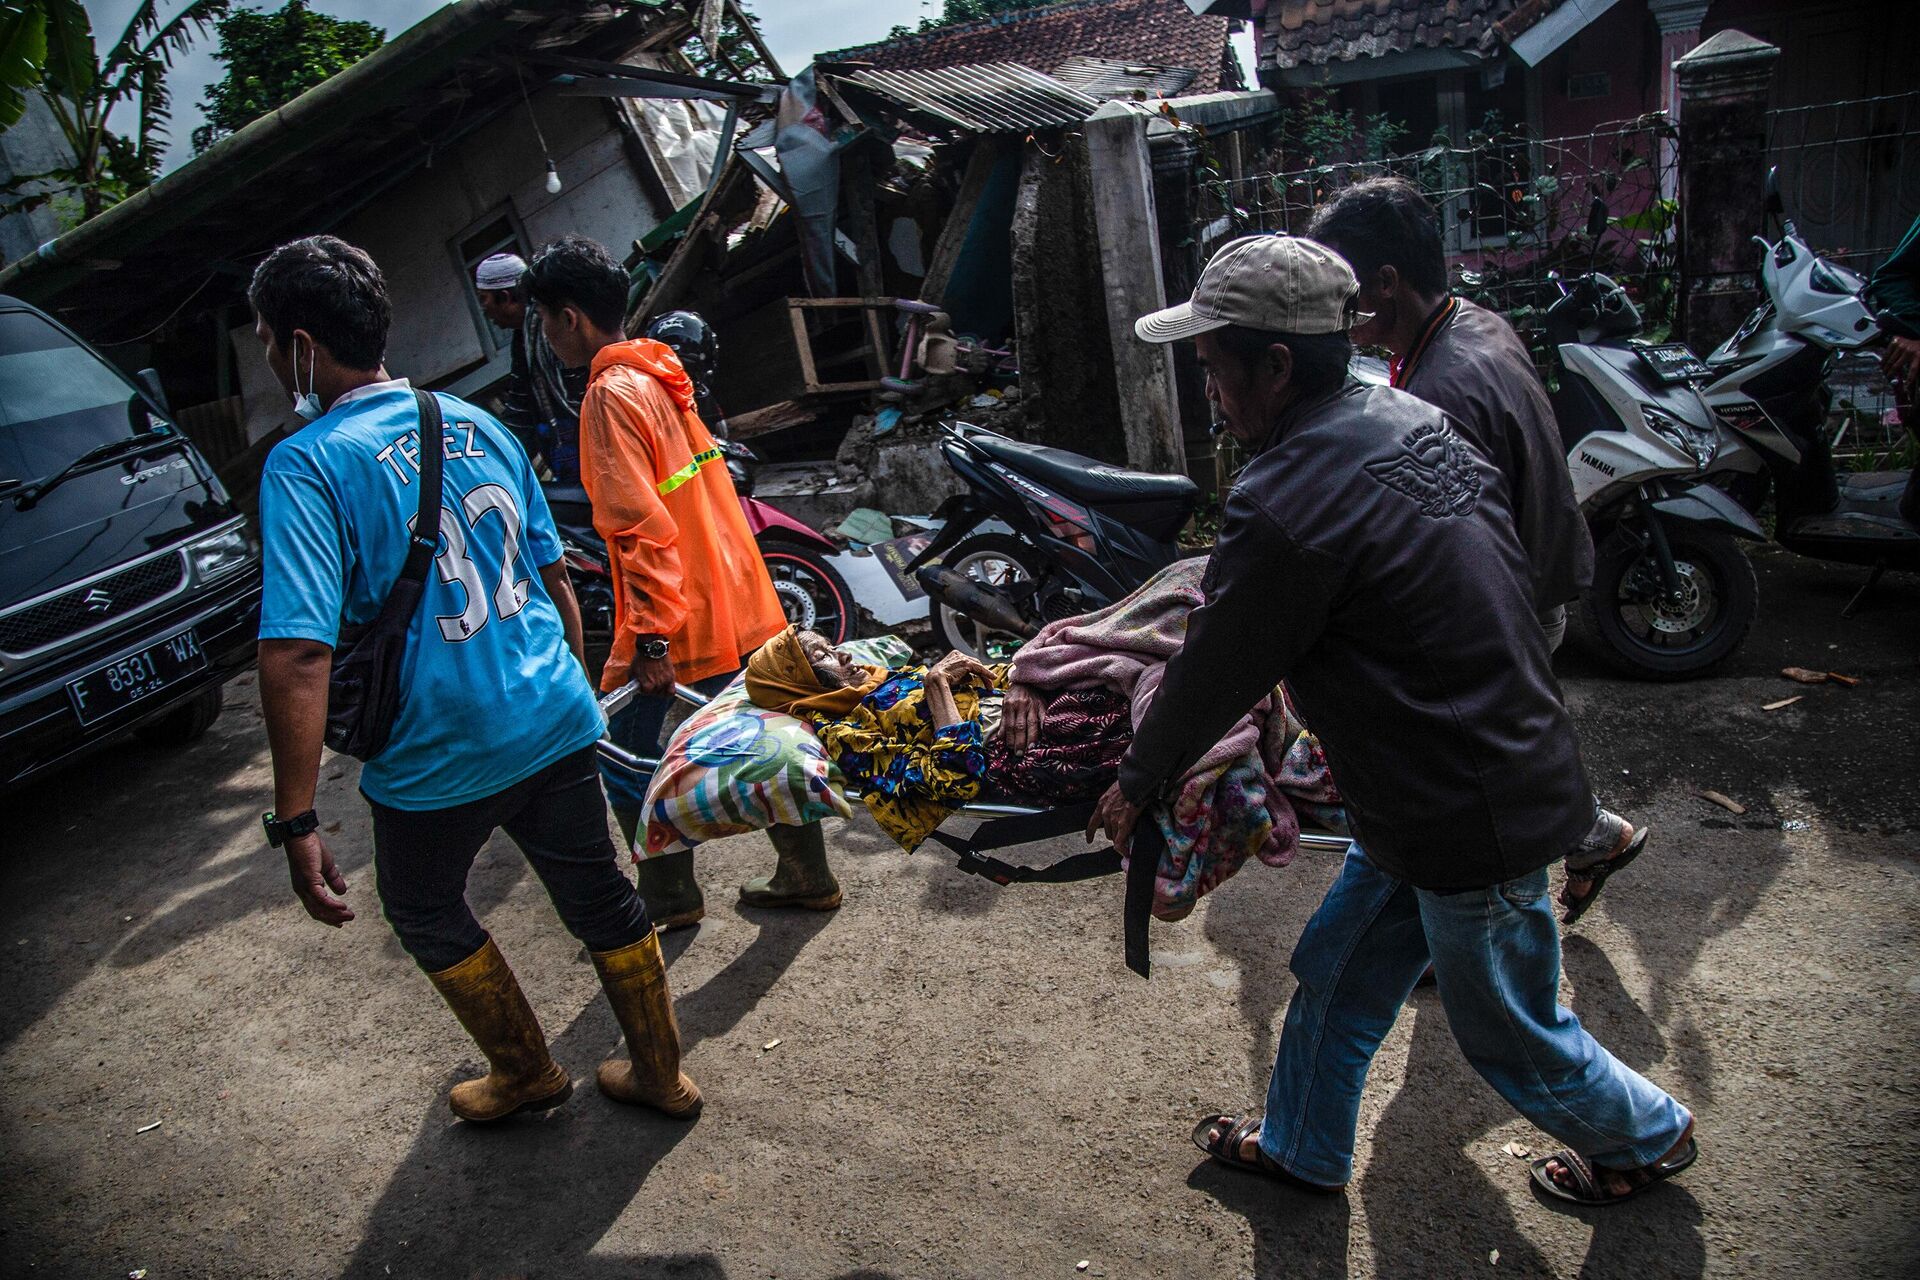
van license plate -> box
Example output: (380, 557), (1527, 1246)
(67, 629), (206, 725)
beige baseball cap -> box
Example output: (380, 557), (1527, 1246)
(1135, 234), (1369, 343)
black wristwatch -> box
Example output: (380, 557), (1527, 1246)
(636, 637), (670, 660)
(263, 809), (320, 848)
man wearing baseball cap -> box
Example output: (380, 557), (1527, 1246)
(1089, 235), (1696, 1207)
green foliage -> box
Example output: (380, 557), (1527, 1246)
(191, 1), (383, 153)
(0, 2), (49, 131)
(1272, 93), (1405, 167)
(684, 0), (776, 81)
(888, 0), (1052, 40)
(1, 0), (229, 224)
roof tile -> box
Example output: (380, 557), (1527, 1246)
(822, 0), (1239, 95)
(1265, 0), (1547, 70)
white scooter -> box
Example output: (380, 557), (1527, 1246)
(1549, 201), (1770, 678)
(1550, 181), (1916, 678)
(1696, 168), (1916, 609)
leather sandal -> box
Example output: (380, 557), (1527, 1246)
(1561, 824), (1650, 925)
(1531, 1124), (1698, 1206)
(1190, 1112), (1344, 1193)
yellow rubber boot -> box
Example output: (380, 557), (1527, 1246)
(589, 931), (703, 1118)
(425, 938), (572, 1122)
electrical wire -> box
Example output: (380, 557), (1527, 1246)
(96, 270), (222, 347)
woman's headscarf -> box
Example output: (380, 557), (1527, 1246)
(744, 625), (886, 718)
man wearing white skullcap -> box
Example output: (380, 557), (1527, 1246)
(474, 252), (585, 479)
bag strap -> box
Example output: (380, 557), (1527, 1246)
(400, 389), (445, 582)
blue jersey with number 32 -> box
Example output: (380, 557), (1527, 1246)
(258, 385), (604, 810)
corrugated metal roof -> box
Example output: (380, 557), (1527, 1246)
(841, 62), (1102, 133)
(1050, 54), (1200, 100)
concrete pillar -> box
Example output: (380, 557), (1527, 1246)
(1674, 28), (1779, 355)
(1084, 101), (1186, 476)
(1650, 0), (1710, 200)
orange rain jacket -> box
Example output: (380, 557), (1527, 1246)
(579, 339), (786, 690)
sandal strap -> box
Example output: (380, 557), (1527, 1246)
(1224, 1114), (1265, 1161)
(1551, 1148), (1601, 1199)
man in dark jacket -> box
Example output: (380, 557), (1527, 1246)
(1092, 235), (1696, 1205)
(1307, 178), (1641, 924)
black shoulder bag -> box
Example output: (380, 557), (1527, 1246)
(325, 390), (444, 761)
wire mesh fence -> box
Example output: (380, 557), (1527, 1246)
(1767, 90), (1920, 461)
(1194, 114), (1681, 368)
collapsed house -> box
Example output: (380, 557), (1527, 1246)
(0, 0), (1280, 525)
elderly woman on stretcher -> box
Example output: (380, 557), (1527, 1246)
(736, 560), (1344, 920)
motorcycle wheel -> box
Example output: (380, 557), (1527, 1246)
(1582, 522), (1757, 680)
(759, 535), (854, 646)
(929, 532), (1043, 661)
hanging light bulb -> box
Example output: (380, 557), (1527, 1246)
(544, 160), (563, 195)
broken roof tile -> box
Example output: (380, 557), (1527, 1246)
(1264, 0), (1553, 70)
(822, 0), (1240, 95)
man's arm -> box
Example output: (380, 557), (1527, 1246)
(1117, 491), (1344, 809)
(540, 559), (586, 668)
(258, 638), (354, 927)
(1868, 215), (1920, 341)
(579, 376), (691, 691)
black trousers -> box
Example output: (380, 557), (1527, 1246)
(369, 747), (652, 973)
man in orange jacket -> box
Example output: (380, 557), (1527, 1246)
(528, 235), (842, 927)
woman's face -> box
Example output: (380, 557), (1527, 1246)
(797, 630), (856, 688)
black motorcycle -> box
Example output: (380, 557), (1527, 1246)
(906, 422), (1200, 659)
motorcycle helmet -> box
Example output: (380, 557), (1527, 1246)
(645, 310), (720, 390)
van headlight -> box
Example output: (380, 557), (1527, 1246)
(1641, 405), (1717, 470)
(189, 527), (255, 581)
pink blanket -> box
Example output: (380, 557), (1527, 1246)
(1010, 558), (1340, 917)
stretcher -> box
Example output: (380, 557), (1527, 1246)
(593, 680), (1353, 976)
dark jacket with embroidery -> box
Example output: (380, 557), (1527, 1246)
(1118, 380), (1593, 890)
(1401, 298), (1593, 613)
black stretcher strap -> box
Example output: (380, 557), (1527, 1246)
(922, 799), (1160, 980)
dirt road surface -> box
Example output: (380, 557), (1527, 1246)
(3, 547), (1916, 1279)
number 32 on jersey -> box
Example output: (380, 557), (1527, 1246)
(411, 482), (533, 641)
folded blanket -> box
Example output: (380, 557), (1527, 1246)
(1009, 557), (1341, 917)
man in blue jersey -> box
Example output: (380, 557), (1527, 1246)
(252, 236), (699, 1124)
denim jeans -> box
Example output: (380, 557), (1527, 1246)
(600, 667), (739, 813)
(1259, 845), (1691, 1187)
(370, 747), (652, 972)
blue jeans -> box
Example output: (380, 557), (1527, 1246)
(1259, 846), (1691, 1187)
(600, 668), (738, 813)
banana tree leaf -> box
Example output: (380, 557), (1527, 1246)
(0, 1), (48, 131)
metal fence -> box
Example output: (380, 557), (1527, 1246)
(1768, 90), (1920, 461)
(1194, 115), (1680, 366)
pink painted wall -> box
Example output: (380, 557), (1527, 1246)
(1534, 0), (1662, 140)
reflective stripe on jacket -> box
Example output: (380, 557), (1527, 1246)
(580, 339), (786, 688)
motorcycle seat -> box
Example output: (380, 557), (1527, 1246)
(968, 432), (1198, 507)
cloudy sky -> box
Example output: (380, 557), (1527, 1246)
(84, 1), (1249, 171)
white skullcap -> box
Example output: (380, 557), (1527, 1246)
(475, 252), (528, 291)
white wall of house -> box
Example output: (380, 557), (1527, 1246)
(235, 87), (663, 443)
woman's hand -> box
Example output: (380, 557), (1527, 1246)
(1002, 682), (1044, 751)
(929, 650), (997, 688)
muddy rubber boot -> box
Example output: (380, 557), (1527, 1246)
(739, 821), (842, 910)
(629, 846), (705, 930)
(589, 931), (703, 1119)
(425, 938), (572, 1123)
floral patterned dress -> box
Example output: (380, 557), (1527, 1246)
(799, 665), (1007, 851)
